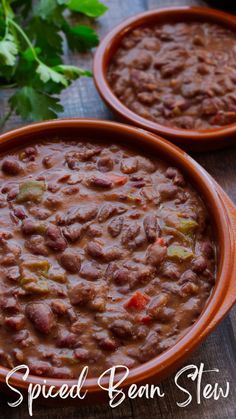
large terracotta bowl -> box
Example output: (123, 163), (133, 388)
(0, 119), (235, 404)
(93, 6), (236, 152)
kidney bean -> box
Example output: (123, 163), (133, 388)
(192, 256), (208, 273)
(201, 241), (214, 258)
(1, 297), (20, 314)
(122, 224), (140, 247)
(165, 167), (185, 186)
(29, 360), (51, 376)
(5, 266), (21, 282)
(136, 331), (161, 362)
(51, 300), (68, 316)
(5, 315), (25, 331)
(42, 155), (56, 168)
(13, 207), (27, 220)
(62, 224), (83, 242)
(20, 147), (38, 162)
(69, 282), (95, 306)
(158, 183), (180, 200)
(143, 214), (159, 243)
(147, 294), (168, 319)
(25, 236), (49, 256)
(21, 219), (45, 235)
(113, 268), (132, 285)
(97, 156), (114, 172)
(56, 331), (80, 349)
(108, 216), (124, 238)
(50, 367), (73, 379)
(13, 330), (29, 344)
(1, 159), (22, 176)
(86, 242), (104, 260)
(98, 203), (127, 222)
(26, 303), (55, 334)
(160, 263), (180, 280)
(104, 246), (123, 262)
(180, 282), (199, 297)
(130, 69), (158, 93)
(145, 239), (167, 266)
(86, 224), (103, 238)
(179, 269), (198, 285)
(74, 348), (90, 361)
(29, 207), (52, 220)
(94, 331), (117, 351)
(120, 157), (138, 174)
(58, 205), (97, 225)
(160, 61), (184, 78)
(60, 249), (81, 273)
(110, 319), (134, 339)
(86, 175), (113, 189)
(45, 224), (67, 252)
(80, 262), (102, 280)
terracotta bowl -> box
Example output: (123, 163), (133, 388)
(93, 6), (236, 152)
(0, 119), (235, 405)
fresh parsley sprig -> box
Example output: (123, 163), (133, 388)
(0, 0), (108, 126)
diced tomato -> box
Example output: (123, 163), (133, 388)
(137, 315), (152, 325)
(124, 291), (150, 311)
(156, 237), (165, 247)
(109, 174), (128, 186)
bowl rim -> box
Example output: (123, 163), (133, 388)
(0, 118), (234, 392)
(93, 6), (236, 144)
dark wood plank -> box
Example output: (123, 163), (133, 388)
(0, 0), (235, 418)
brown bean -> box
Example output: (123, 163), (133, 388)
(25, 236), (49, 256)
(143, 214), (159, 243)
(69, 282), (95, 306)
(1, 159), (22, 176)
(60, 249), (81, 273)
(110, 319), (134, 339)
(145, 240), (167, 266)
(45, 224), (67, 252)
(108, 216), (124, 237)
(97, 156), (114, 172)
(26, 303), (55, 334)
(94, 331), (117, 351)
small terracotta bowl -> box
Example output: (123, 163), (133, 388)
(94, 6), (236, 152)
(0, 119), (235, 405)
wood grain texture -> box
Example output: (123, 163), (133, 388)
(0, 0), (236, 418)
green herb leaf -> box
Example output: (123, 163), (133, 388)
(27, 18), (63, 65)
(36, 63), (68, 86)
(9, 86), (63, 121)
(34, 0), (65, 26)
(22, 47), (41, 62)
(0, 33), (18, 66)
(0, 0), (108, 126)
(54, 64), (92, 79)
(65, 24), (99, 52)
(68, 0), (108, 18)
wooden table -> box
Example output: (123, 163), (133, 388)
(0, 1), (235, 418)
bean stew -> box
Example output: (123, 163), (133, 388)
(108, 21), (236, 130)
(0, 138), (216, 378)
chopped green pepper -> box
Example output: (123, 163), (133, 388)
(16, 180), (45, 203)
(22, 280), (49, 294)
(177, 217), (198, 234)
(49, 268), (67, 283)
(167, 245), (193, 261)
(59, 351), (78, 365)
(23, 260), (50, 276)
(20, 260), (50, 293)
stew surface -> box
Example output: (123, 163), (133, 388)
(108, 21), (236, 129)
(0, 139), (216, 378)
